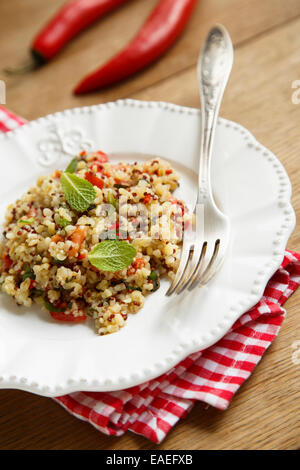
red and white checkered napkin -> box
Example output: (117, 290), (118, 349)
(1, 106), (299, 443)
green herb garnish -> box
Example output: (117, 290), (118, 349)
(60, 172), (96, 212)
(125, 284), (142, 292)
(65, 157), (78, 173)
(18, 218), (34, 226)
(88, 240), (136, 272)
(87, 307), (97, 318)
(152, 278), (160, 292)
(44, 298), (65, 313)
(148, 271), (160, 291)
(148, 271), (158, 281)
(22, 265), (35, 281)
(58, 217), (70, 228)
(31, 288), (43, 297)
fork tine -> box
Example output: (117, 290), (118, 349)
(176, 241), (207, 295)
(188, 239), (220, 291)
(165, 245), (193, 297)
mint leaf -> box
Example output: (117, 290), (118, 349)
(65, 157), (78, 173)
(60, 172), (96, 212)
(88, 240), (136, 272)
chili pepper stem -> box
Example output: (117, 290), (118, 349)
(4, 59), (38, 75)
(4, 50), (46, 75)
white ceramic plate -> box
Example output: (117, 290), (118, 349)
(0, 100), (295, 396)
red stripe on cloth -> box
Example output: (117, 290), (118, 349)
(201, 350), (256, 371)
(0, 122), (9, 132)
(0, 106), (299, 444)
(216, 338), (266, 355)
(186, 365), (245, 384)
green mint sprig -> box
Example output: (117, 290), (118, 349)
(60, 172), (96, 212)
(88, 240), (136, 272)
(65, 157), (78, 173)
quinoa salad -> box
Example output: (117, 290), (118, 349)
(0, 151), (190, 335)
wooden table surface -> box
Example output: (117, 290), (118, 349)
(0, 0), (299, 450)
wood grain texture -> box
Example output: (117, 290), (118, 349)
(2, 0), (300, 119)
(0, 0), (299, 450)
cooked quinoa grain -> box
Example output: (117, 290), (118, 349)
(0, 151), (190, 335)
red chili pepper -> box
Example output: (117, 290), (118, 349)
(74, 0), (197, 94)
(85, 171), (105, 189)
(33, 0), (131, 64)
(50, 311), (87, 323)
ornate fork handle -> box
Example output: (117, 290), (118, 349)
(197, 25), (233, 204)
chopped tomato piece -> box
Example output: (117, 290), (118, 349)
(95, 151), (109, 163)
(29, 279), (36, 289)
(68, 226), (88, 257)
(85, 171), (104, 189)
(2, 252), (13, 271)
(50, 311), (87, 323)
(78, 253), (87, 260)
(166, 169), (173, 175)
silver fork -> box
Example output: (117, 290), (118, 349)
(166, 24), (233, 296)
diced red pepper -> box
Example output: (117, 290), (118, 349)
(134, 258), (146, 269)
(50, 311), (87, 323)
(85, 171), (104, 189)
(51, 234), (65, 243)
(143, 194), (152, 204)
(166, 169), (173, 175)
(114, 178), (129, 186)
(128, 257), (146, 274)
(78, 252), (87, 260)
(29, 279), (36, 289)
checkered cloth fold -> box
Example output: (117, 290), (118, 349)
(1, 106), (299, 443)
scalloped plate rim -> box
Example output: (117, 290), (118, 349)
(0, 99), (295, 396)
